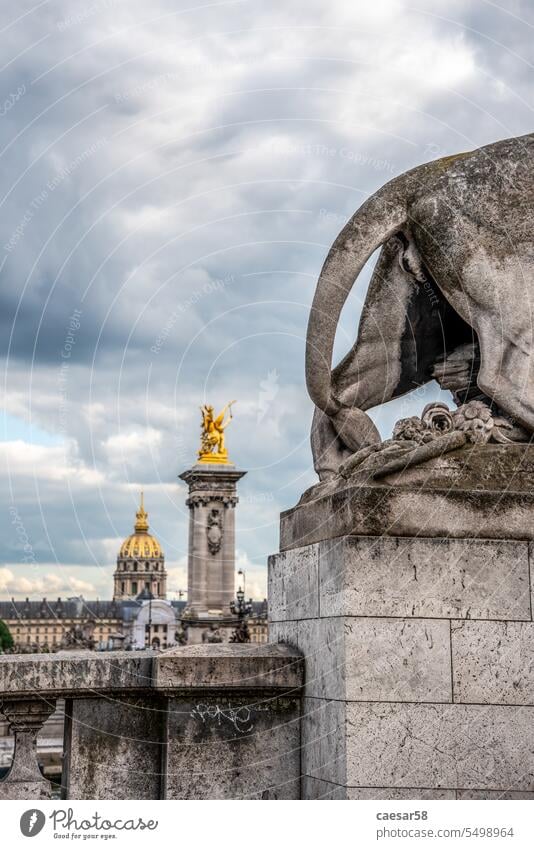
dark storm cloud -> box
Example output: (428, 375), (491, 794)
(1, 0), (533, 595)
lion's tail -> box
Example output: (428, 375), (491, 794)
(305, 170), (418, 417)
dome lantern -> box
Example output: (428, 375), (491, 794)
(134, 490), (149, 533)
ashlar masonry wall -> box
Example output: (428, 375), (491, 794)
(269, 535), (534, 800)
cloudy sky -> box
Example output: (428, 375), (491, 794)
(0, 0), (532, 601)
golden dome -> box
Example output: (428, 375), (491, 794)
(118, 493), (163, 560)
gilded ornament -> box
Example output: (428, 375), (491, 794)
(198, 400), (236, 464)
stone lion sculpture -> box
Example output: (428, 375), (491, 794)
(306, 133), (534, 480)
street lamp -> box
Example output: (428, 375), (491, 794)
(144, 592), (153, 649)
(230, 584), (253, 642)
(230, 585), (252, 618)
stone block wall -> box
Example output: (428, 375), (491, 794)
(269, 535), (534, 800)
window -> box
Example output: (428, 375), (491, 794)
(145, 562), (150, 570)
(157, 583), (160, 595)
(121, 582), (125, 594)
(133, 563), (138, 572)
(132, 582), (138, 594)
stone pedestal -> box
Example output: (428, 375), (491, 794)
(180, 464), (246, 642)
(269, 445), (534, 800)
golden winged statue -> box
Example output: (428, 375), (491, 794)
(198, 400), (237, 464)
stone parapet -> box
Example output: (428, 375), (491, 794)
(0, 650), (155, 697)
(155, 643), (303, 691)
(0, 644), (303, 800)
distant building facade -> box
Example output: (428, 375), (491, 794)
(0, 596), (267, 652)
(248, 599), (268, 643)
(0, 494), (267, 652)
(0, 595), (189, 653)
(0, 597), (123, 652)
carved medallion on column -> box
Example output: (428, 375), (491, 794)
(207, 509), (223, 554)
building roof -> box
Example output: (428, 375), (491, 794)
(118, 492), (163, 560)
(0, 597), (123, 620)
(0, 598), (268, 621)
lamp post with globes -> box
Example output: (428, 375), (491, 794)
(229, 584), (253, 642)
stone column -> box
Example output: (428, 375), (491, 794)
(221, 495), (238, 613)
(186, 496), (195, 608)
(0, 699), (56, 799)
(180, 465), (246, 638)
(188, 497), (209, 614)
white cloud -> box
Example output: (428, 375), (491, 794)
(102, 428), (162, 465)
(1, 440), (104, 485)
(235, 549), (267, 600)
(166, 558), (188, 598)
(0, 566), (95, 598)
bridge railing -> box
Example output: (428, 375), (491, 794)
(0, 644), (303, 800)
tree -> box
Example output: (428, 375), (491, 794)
(0, 619), (13, 652)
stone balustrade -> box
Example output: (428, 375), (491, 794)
(0, 644), (303, 800)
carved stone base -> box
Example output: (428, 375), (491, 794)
(281, 444), (534, 549)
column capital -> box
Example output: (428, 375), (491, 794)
(179, 465), (247, 490)
(186, 494), (238, 508)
